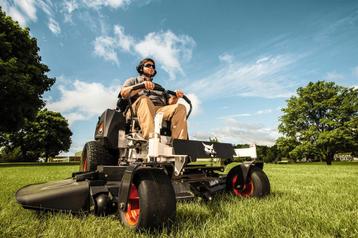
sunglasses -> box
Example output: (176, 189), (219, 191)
(144, 64), (155, 69)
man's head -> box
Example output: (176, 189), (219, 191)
(137, 58), (157, 78)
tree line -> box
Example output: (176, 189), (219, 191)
(235, 81), (357, 165)
(277, 81), (357, 164)
(0, 8), (72, 162)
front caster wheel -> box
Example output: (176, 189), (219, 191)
(227, 166), (270, 198)
(119, 168), (176, 230)
(95, 193), (110, 216)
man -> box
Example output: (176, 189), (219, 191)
(120, 58), (188, 140)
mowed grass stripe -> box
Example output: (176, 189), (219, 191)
(0, 163), (357, 238)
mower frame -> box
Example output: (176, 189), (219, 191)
(16, 83), (270, 230)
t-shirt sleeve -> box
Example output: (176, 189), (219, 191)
(122, 77), (137, 88)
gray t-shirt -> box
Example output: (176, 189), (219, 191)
(122, 76), (168, 106)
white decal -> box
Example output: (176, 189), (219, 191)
(202, 143), (216, 156)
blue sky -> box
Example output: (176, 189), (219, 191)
(1, 0), (358, 154)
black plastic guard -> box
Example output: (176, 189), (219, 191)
(173, 139), (235, 160)
(118, 164), (140, 211)
(94, 109), (126, 149)
(15, 179), (90, 212)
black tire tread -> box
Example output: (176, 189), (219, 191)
(120, 168), (176, 230)
(250, 167), (271, 197)
(80, 141), (114, 171)
(226, 165), (270, 198)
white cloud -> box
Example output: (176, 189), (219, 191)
(61, 0), (78, 22)
(192, 118), (278, 146)
(7, 6), (27, 26)
(256, 57), (271, 64)
(134, 31), (195, 79)
(178, 93), (201, 117)
(59, 140), (84, 156)
(256, 108), (273, 115)
(94, 36), (120, 64)
(1, 0), (62, 35)
(231, 113), (251, 117)
(38, 0), (62, 35)
(324, 71), (344, 81)
(114, 25), (134, 52)
(188, 55), (296, 99)
(63, 0), (78, 13)
(1, 0), (28, 26)
(94, 24), (196, 79)
(82, 0), (131, 9)
(219, 53), (234, 63)
(47, 80), (119, 125)
(48, 18), (61, 34)
(65, 112), (87, 124)
(352, 66), (358, 78)
(15, 0), (37, 21)
(218, 107), (277, 119)
(61, 0), (137, 23)
(37, 0), (53, 16)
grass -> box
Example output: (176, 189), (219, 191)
(0, 162), (357, 238)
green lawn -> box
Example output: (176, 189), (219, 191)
(0, 163), (357, 238)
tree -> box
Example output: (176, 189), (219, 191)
(6, 109), (72, 162)
(209, 136), (219, 142)
(278, 81), (358, 165)
(256, 145), (268, 161)
(276, 136), (299, 161)
(255, 145), (280, 163)
(264, 145), (280, 163)
(0, 8), (55, 133)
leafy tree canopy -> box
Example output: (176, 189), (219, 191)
(0, 8), (55, 132)
(5, 109), (72, 162)
(278, 81), (357, 164)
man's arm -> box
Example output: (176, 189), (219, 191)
(168, 90), (184, 105)
(168, 96), (178, 105)
(120, 81), (155, 98)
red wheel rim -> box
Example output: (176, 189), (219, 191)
(82, 157), (88, 172)
(124, 184), (140, 226)
(232, 175), (254, 197)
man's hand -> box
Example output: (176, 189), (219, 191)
(144, 81), (155, 90)
(120, 81), (154, 98)
(175, 90), (184, 98)
(168, 90), (185, 105)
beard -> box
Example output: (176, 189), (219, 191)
(143, 71), (154, 78)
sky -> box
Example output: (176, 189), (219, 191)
(1, 0), (358, 154)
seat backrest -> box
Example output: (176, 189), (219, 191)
(116, 97), (129, 113)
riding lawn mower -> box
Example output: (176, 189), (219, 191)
(16, 83), (270, 230)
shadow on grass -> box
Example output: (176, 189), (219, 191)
(175, 195), (232, 223)
(0, 162), (79, 167)
(268, 191), (285, 198)
(20, 184), (276, 236)
(26, 192), (276, 236)
(34, 209), (89, 220)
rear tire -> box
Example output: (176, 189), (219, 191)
(227, 166), (270, 198)
(80, 141), (115, 172)
(119, 168), (176, 230)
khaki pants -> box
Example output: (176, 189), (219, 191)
(129, 96), (188, 139)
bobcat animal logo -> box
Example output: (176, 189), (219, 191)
(202, 143), (216, 157)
